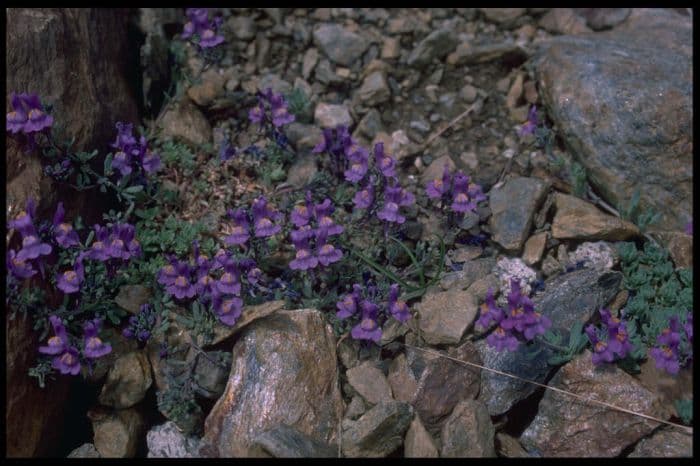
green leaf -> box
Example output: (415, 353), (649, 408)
(125, 185), (144, 194)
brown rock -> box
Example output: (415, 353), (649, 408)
(314, 102), (353, 129)
(388, 353), (419, 403)
(523, 81), (538, 104)
(634, 356), (693, 420)
(356, 71), (391, 107)
(98, 351), (153, 409)
(90, 407), (145, 458)
(410, 342), (482, 430)
(201, 310), (343, 457)
(205, 300), (286, 347)
(416, 288), (478, 345)
(440, 257), (496, 291)
(506, 73), (524, 109)
(552, 193), (640, 241)
(654, 231), (693, 269)
(86, 327), (139, 383)
(522, 232), (547, 265)
(404, 416), (439, 458)
(538, 8), (592, 35)
(574, 8), (631, 30)
(496, 433), (528, 457)
(466, 274), (500, 302)
(520, 350), (669, 457)
(447, 42), (527, 66)
(342, 401), (413, 457)
(159, 97), (212, 147)
(114, 285), (152, 314)
(381, 37), (401, 59)
(346, 361), (393, 405)
(479, 8), (527, 27)
(420, 154), (456, 187)
(186, 68), (227, 107)
(67, 443), (101, 458)
(628, 426), (693, 457)
(440, 399), (495, 457)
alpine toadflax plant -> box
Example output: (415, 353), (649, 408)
(289, 192), (344, 271)
(425, 164), (486, 216)
(584, 308), (634, 365)
(181, 8), (224, 49)
(649, 312), (693, 375)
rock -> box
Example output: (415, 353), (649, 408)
(535, 9), (692, 234)
(285, 122), (323, 152)
(440, 257), (496, 291)
(634, 356), (693, 421)
(193, 351), (229, 399)
(314, 103), (353, 129)
(495, 433), (529, 457)
(523, 81), (538, 104)
(114, 285), (152, 314)
(522, 232), (547, 266)
(466, 274), (500, 302)
(460, 84), (478, 104)
(356, 71), (391, 106)
(409, 342), (482, 430)
(379, 318), (409, 345)
(478, 268), (622, 415)
(86, 327), (139, 383)
(313, 24), (369, 67)
(493, 257), (537, 299)
(479, 8), (527, 27)
(205, 300), (286, 347)
(159, 97), (212, 147)
(420, 154), (456, 186)
(355, 108), (384, 140)
(90, 407), (145, 458)
(450, 245), (483, 263)
(381, 37), (401, 59)
(345, 396), (367, 420)
(489, 177), (550, 253)
(147, 421), (201, 458)
(67, 443), (101, 458)
(574, 8), (631, 30)
(440, 399), (495, 457)
(655, 231), (693, 269)
(407, 29), (458, 67)
(404, 416), (439, 458)
(387, 353), (419, 403)
(415, 288), (478, 345)
(187, 68), (227, 107)
(568, 241), (618, 270)
(286, 154), (318, 189)
(342, 401), (413, 457)
(520, 350), (669, 457)
(258, 73), (292, 95)
(201, 310), (343, 457)
(506, 73), (524, 109)
(628, 427), (693, 458)
(447, 42), (528, 66)
(302, 48), (319, 80)
(346, 361), (393, 405)
(538, 8), (592, 35)
(541, 254), (562, 278)
(552, 193), (640, 241)
(250, 425), (337, 458)
(314, 59), (344, 86)
(98, 351), (153, 409)
(227, 15), (256, 40)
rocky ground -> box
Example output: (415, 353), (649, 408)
(8, 8), (693, 458)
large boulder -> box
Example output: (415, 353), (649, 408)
(5, 8), (139, 458)
(534, 9), (692, 235)
(200, 309), (343, 457)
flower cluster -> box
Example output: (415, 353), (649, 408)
(6, 92), (53, 152)
(7, 198), (54, 280)
(336, 283), (411, 344)
(476, 279), (551, 351)
(181, 8), (224, 49)
(584, 309), (634, 365)
(38, 316), (111, 375)
(248, 88), (295, 129)
(289, 192), (344, 271)
(312, 125), (352, 179)
(109, 122), (161, 179)
(519, 105), (538, 137)
(122, 303), (158, 342)
(224, 196), (283, 247)
(649, 313), (693, 375)
(88, 223), (142, 263)
(157, 243), (261, 327)
(425, 165), (486, 215)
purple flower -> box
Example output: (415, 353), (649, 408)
(251, 197), (282, 238)
(196, 274), (216, 297)
(213, 295), (243, 326)
(336, 286), (362, 319)
(52, 202), (80, 248)
(111, 151), (132, 177)
(291, 203), (312, 227)
(219, 139), (238, 162)
(39, 316), (81, 376)
(316, 238), (343, 267)
(88, 225), (111, 261)
(83, 319), (111, 359)
(387, 284), (410, 322)
(344, 146), (369, 183)
(374, 142), (397, 179)
(486, 326), (520, 352)
(650, 345), (680, 375)
(8, 197), (37, 235)
(16, 234), (52, 262)
(426, 164), (452, 200)
(249, 105), (264, 124)
(7, 93), (53, 134)
(685, 221), (692, 236)
(585, 324), (616, 365)
(475, 288), (503, 329)
(56, 260), (84, 294)
(167, 274), (197, 300)
(224, 208), (251, 246)
(270, 93), (295, 127)
(7, 249), (37, 279)
(111, 122), (137, 151)
(519, 105), (538, 137)
(157, 260), (184, 286)
(657, 316), (682, 348)
(289, 236), (319, 271)
(199, 27), (225, 48)
(217, 270), (242, 295)
(353, 183), (375, 210)
(247, 267), (263, 285)
(351, 301), (382, 343)
(449, 171), (485, 214)
(182, 8), (224, 49)
(377, 184), (414, 224)
(684, 313), (693, 343)
(142, 150), (162, 174)
(290, 224), (315, 243)
(314, 199), (343, 236)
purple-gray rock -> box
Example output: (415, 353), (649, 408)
(535, 9), (692, 235)
(628, 427), (693, 458)
(342, 401), (413, 457)
(406, 29), (459, 67)
(478, 268), (622, 415)
(312, 24), (369, 67)
(250, 424), (337, 458)
(440, 399), (495, 457)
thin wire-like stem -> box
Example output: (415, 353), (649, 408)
(401, 343), (693, 435)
